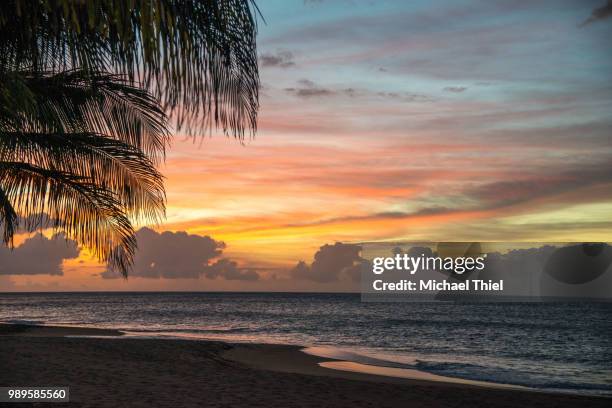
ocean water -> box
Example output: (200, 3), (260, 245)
(1, 292), (610, 395)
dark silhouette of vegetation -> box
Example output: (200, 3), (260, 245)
(0, 1), (260, 276)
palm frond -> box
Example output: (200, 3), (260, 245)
(0, 70), (169, 163)
(0, 0), (260, 138)
(0, 187), (18, 245)
(0, 69), (167, 276)
(0, 131), (166, 224)
(0, 161), (135, 276)
(0, 1), (262, 276)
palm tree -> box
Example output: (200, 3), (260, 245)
(0, 1), (259, 276)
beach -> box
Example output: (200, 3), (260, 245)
(0, 324), (609, 408)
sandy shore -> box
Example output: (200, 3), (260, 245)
(0, 324), (609, 407)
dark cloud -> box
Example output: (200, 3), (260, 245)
(298, 79), (316, 87)
(100, 228), (260, 281)
(203, 258), (260, 281)
(259, 50), (296, 68)
(285, 79), (361, 99)
(372, 211), (412, 219)
(392, 160), (612, 219)
(285, 88), (335, 98)
(443, 86), (467, 93)
(464, 161), (612, 209)
(581, 0), (612, 26)
(291, 242), (364, 282)
(291, 261), (311, 279)
(376, 91), (433, 102)
(285, 79), (433, 102)
(101, 227), (224, 279)
(285, 79), (335, 98)
(263, 158), (612, 233)
(344, 87), (358, 98)
(0, 233), (79, 275)
(413, 206), (454, 216)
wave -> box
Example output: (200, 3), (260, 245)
(303, 346), (417, 369)
(124, 327), (255, 334)
(414, 360), (612, 395)
(2, 319), (45, 326)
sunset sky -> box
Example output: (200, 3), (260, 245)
(1, 0), (611, 291)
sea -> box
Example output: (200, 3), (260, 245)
(1, 292), (610, 396)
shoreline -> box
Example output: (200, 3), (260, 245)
(0, 322), (124, 337)
(223, 342), (529, 391)
(0, 323), (527, 391)
(2, 323), (609, 407)
(1, 323), (609, 403)
(0, 322), (528, 391)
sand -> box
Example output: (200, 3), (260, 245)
(0, 324), (609, 407)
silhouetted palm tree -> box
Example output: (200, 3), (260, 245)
(0, 1), (259, 276)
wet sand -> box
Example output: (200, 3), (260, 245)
(0, 324), (609, 407)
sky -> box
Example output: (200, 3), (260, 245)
(1, 0), (612, 291)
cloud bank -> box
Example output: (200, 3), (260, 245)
(260, 50), (296, 68)
(0, 233), (79, 275)
(101, 228), (260, 281)
(291, 242), (364, 282)
(581, 1), (612, 26)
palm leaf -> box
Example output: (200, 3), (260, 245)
(0, 69), (169, 163)
(0, 161), (135, 276)
(0, 131), (166, 224)
(0, 187), (18, 245)
(0, 0), (260, 138)
(0, 1), (262, 276)
(0, 69), (167, 276)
